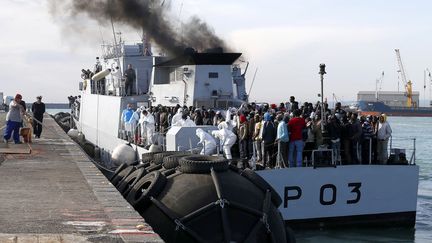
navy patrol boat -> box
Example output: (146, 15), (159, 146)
(69, 37), (419, 231)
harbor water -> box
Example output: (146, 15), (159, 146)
(296, 116), (432, 243)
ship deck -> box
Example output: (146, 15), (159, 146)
(0, 111), (162, 243)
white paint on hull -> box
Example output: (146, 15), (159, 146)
(257, 165), (419, 220)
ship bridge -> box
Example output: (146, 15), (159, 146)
(149, 51), (246, 108)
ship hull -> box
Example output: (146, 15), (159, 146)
(257, 165), (419, 228)
(358, 101), (432, 117)
(74, 95), (419, 229)
(74, 93), (150, 163)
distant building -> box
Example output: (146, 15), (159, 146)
(357, 91), (420, 107)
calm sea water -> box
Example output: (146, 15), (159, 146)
(296, 117), (432, 243)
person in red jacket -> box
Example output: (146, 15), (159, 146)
(288, 109), (306, 167)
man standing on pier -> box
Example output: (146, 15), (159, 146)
(31, 96), (45, 138)
(3, 94), (25, 144)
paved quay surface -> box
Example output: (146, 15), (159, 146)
(0, 111), (163, 243)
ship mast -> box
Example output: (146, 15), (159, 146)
(110, 17), (122, 75)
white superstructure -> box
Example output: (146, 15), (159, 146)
(73, 41), (247, 163)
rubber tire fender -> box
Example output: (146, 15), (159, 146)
(126, 171), (167, 211)
(146, 164), (163, 172)
(136, 162), (150, 169)
(162, 153), (190, 169)
(111, 166), (135, 188)
(141, 151), (162, 161)
(228, 164), (241, 173)
(117, 167), (147, 196)
(240, 168), (283, 207)
(178, 155), (229, 174)
(110, 163), (128, 181)
(153, 151), (182, 165)
(141, 157), (154, 164)
(286, 225), (297, 243)
(161, 168), (176, 177)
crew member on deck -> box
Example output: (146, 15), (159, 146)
(31, 96), (46, 138)
(212, 121), (236, 160)
(94, 57), (105, 94)
(121, 103), (134, 140)
(196, 128), (217, 155)
(141, 109), (156, 146)
(124, 64), (136, 96)
(377, 114), (392, 164)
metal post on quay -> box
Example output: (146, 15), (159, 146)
(319, 63), (326, 132)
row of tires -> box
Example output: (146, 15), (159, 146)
(53, 112), (71, 133)
(109, 151), (295, 243)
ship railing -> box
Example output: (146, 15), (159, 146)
(389, 136), (416, 165)
(302, 136), (416, 167)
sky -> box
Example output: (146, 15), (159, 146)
(2, 0), (432, 105)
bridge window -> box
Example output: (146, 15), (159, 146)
(209, 72), (219, 78)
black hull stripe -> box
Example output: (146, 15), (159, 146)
(286, 211), (416, 229)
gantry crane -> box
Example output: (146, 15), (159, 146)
(395, 49), (414, 107)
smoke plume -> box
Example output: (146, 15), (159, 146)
(48, 0), (231, 55)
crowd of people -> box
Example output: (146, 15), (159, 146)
(121, 95), (394, 169)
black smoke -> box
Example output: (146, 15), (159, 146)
(48, 0), (231, 55)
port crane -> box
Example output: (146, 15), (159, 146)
(375, 71), (384, 101)
(426, 68), (432, 107)
(395, 49), (414, 107)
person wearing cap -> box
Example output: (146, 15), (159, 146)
(31, 96), (46, 138)
(261, 112), (276, 168)
(3, 94), (25, 144)
(377, 114), (392, 164)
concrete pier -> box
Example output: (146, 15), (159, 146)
(0, 112), (163, 243)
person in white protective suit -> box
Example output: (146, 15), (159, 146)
(196, 128), (217, 155)
(129, 107), (141, 142)
(171, 108), (183, 126)
(225, 107), (237, 131)
(175, 113), (196, 127)
(138, 108), (147, 145)
(140, 109), (156, 146)
(211, 121), (237, 159)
